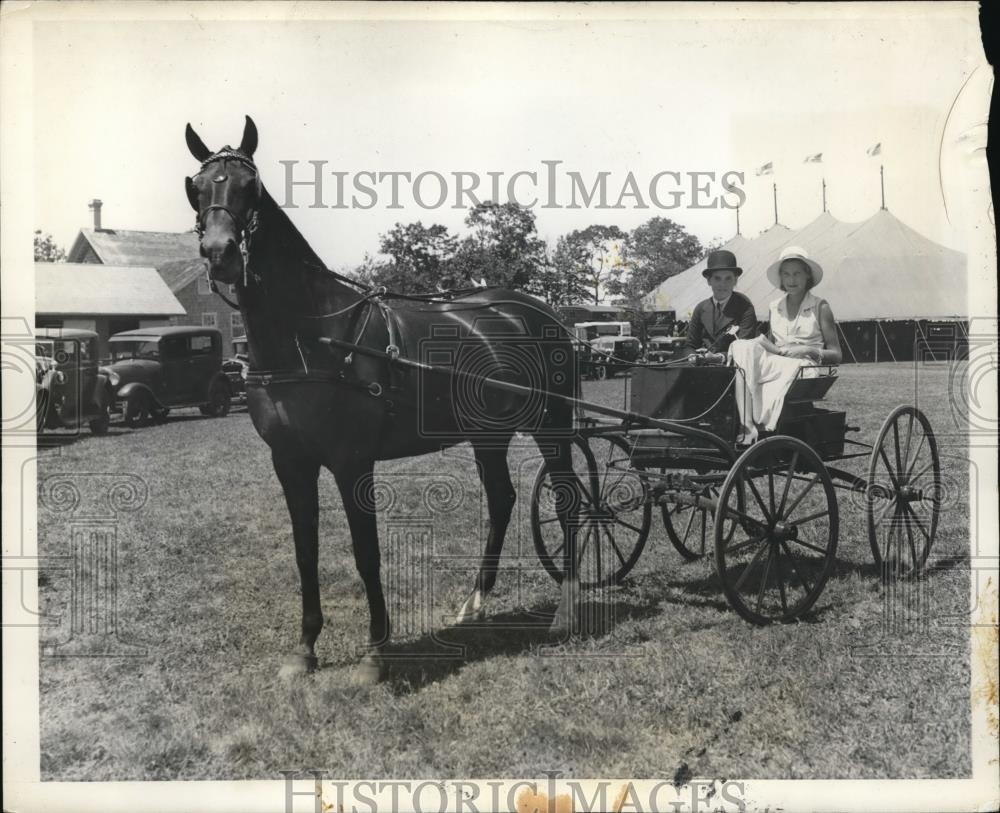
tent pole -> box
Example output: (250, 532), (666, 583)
(773, 182), (779, 224)
(822, 178), (827, 213)
(877, 322), (898, 362)
(736, 204), (741, 235)
(880, 164), (886, 210)
(916, 321), (937, 362)
(836, 323), (858, 364)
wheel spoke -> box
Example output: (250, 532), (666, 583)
(903, 513), (919, 570)
(892, 419), (902, 477)
(745, 476), (772, 522)
(775, 545), (789, 614)
(871, 494), (898, 528)
(790, 508), (830, 526)
(903, 432), (927, 480)
(755, 544), (776, 614)
(908, 459), (935, 483)
(783, 472), (820, 518)
(699, 509), (707, 556)
(902, 502), (932, 542)
(605, 525), (628, 567)
(776, 450), (799, 517)
(767, 467), (776, 518)
(779, 539), (815, 595)
(681, 506), (697, 545)
(788, 537), (831, 556)
(593, 524), (603, 583)
(614, 517), (645, 536)
(724, 534), (766, 556)
(878, 447), (901, 489)
(900, 413), (914, 476)
(733, 541), (772, 592)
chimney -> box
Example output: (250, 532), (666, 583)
(89, 199), (103, 231)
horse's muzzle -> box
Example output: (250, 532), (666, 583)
(201, 237), (242, 284)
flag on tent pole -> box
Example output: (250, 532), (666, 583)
(756, 162), (773, 176)
(866, 142), (882, 157)
(804, 153), (823, 163)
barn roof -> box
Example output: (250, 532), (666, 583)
(644, 211), (967, 321)
(68, 228), (201, 268)
(35, 263), (186, 316)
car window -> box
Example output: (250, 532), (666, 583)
(109, 340), (160, 361)
(189, 335), (215, 356)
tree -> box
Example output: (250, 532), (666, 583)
(526, 242), (591, 308)
(606, 217), (704, 310)
(558, 225), (626, 304)
(360, 222), (457, 294)
(34, 230), (66, 262)
(450, 202), (547, 289)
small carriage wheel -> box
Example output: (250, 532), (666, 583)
(866, 405), (940, 580)
(715, 436), (838, 625)
(661, 478), (736, 561)
(531, 434), (651, 588)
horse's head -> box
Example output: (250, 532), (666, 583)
(184, 116), (261, 285)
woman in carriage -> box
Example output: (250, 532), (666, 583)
(729, 245), (843, 444)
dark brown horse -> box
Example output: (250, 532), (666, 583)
(184, 117), (583, 680)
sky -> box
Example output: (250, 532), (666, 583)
(30, 3), (989, 272)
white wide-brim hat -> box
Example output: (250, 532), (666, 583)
(767, 245), (824, 289)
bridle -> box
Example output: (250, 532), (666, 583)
(193, 148), (261, 297)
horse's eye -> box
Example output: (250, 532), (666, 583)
(212, 174), (227, 183)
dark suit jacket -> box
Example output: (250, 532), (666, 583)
(683, 291), (758, 352)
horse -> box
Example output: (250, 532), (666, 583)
(184, 116), (584, 681)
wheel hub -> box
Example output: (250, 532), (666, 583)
(897, 485), (923, 503)
(772, 521), (798, 542)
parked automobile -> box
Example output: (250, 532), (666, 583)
(585, 334), (641, 380)
(644, 335), (687, 363)
(106, 326), (231, 426)
(35, 328), (115, 435)
(222, 336), (250, 404)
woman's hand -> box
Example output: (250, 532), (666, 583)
(782, 345), (820, 362)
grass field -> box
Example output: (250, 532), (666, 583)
(37, 361), (972, 781)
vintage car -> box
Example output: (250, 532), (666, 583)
(586, 334), (641, 380)
(222, 336), (250, 403)
(644, 335), (687, 363)
(106, 326), (231, 426)
(35, 328), (115, 435)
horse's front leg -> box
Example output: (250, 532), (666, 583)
(334, 460), (389, 685)
(272, 452), (323, 679)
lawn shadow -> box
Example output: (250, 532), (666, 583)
(371, 590), (667, 694)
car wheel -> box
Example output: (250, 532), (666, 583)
(152, 407), (170, 424)
(204, 381), (231, 417)
(89, 404), (111, 435)
(593, 364), (608, 381)
(123, 392), (151, 428)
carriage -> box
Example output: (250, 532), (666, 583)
(528, 362), (940, 625)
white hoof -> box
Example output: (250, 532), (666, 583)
(455, 589), (485, 625)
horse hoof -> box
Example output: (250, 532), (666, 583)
(455, 590), (485, 625)
(350, 653), (383, 686)
(278, 653), (316, 680)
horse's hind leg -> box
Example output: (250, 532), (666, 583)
(456, 439), (516, 624)
(272, 452), (323, 679)
(333, 460), (389, 684)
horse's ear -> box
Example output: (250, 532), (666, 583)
(185, 123), (212, 162)
(185, 176), (200, 211)
(239, 115), (258, 157)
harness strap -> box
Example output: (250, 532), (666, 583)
(245, 369), (385, 398)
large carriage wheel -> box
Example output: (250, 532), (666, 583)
(715, 436), (838, 625)
(662, 477), (736, 561)
(531, 434), (651, 588)
(866, 405), (940, 579)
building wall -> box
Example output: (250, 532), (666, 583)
(168, 278), (243, 351)
(74, 244), (101, 264)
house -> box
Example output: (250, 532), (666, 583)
(65, 200), (244, 350)
(35, 263), (186, 357)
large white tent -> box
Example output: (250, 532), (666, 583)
(645, 210), (967, 322)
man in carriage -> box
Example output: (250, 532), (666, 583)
(683, 249), (759, 361)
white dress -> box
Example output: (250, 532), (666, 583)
(728, 291), (826, 442)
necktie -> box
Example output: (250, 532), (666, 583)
(714, 301), (722, 332)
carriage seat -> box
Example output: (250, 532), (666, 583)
(784, 364), (839, 404)
(775, 365), (845, 458)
